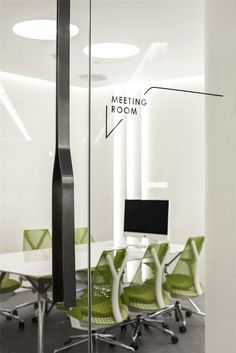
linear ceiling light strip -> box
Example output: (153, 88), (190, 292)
(52, 0), (76, 308)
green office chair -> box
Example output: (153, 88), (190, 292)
(54, 248), (135, 353)
(0, 273), (24, 329)
(121, 243), (178, 350)
(74, 227), (95, 245)
(13, 229), (53, 321)
(160, 236), (205, 333)
(23, 229), (52, 250)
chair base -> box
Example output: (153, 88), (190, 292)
(0, 308), (24, 329)
(118, 314), (179, 349)
(54, 331), (135, 353)
(13, 299), (38, 313)
(149, 298), (205, 333)
(13, 296), (55, 321)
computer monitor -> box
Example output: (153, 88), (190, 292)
(124, 199), (169, 242)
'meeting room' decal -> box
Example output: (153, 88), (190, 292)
(105, 95), (147, 138)
(110, 95), (147, 115)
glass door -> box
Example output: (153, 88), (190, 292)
(89, 1), (206, 352)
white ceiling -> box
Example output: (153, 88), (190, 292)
(1, 0), (205, 87)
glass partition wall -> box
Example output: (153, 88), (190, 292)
(89, 1), (205, 353)
(0, 0), (90, 352)
(0, 2), (59, 353)
(1, 1), (207, 353)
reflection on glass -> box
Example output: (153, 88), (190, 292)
(90, 1), (205, 352)
(12, 19), (79, 40)
(0, 78), (31, 141)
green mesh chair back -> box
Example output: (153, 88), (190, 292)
(0, 273), (21, 295)
(122, 243), (169, 311)
(69, 248), (128, 326)
(23, 229), (52, 251)
(163, 236), (204, 297)
(74, 227), (95, 245)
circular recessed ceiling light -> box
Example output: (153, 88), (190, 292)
(12, 20), (79, 40)
(83, 42), (140, 59)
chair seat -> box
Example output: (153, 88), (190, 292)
(122, 279), (169, 310)
(69, 292), (128, 325)
(0, 278), (21, 294)
(70, 295), (113, 320)
(164, 274), (193, 290)
(163, 274), (204, 297)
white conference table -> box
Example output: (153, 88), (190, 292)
(0, 240), (184, 353)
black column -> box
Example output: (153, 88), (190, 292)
(52, 0), (76, 309)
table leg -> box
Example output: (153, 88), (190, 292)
(37, 282), (46, 353)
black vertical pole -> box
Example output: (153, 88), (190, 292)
(52, 0), (76, 309)
(88, 0), (92, 351)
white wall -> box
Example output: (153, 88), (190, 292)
(111, 78), (205, 248)
(143, 76), (205, 245)
(0, 72), (119, 253)
(0, 0), (206, 256)
(0, 74), (205, 255)
(0, 73), (55, 252)
(91, 87), (114, 241)
(205, 2), (236, 353)
(0, 72), (90, 253)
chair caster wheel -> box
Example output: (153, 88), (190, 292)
(32, 316), (38, 324)
(34, 303), (39, 310)
(186, 311), (192, 317)
(121, 325), (127, 331)
(171, 336), (179, 344)
(175, 317), (180, 322)
(131, 342), (139, 350)
(144, 323), (149, 328)
(6, 316), (12, 320)
(64, 339), (71, 345)
(162, 323), (169, 329)
(12, 309), (18, 316)
(109, 338), (116, 347)
(179, 325), (187, 333)
(19, 321), (25, 329)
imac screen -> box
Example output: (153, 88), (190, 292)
(124, 200), (169, 235)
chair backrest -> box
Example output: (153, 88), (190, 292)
(23, 229), (52, 251)
(129, 242), (169, 308)
(0, 273), (20, 300)
(71, 248), (128, 324)
(74, 227), (95, 244)
(172, 236), (204, 295)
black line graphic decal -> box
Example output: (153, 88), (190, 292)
(105, 105), (123, 139)
(105, 86), (224, 138)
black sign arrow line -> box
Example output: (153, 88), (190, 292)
(105, 105), (123, 139)
(144, 86), (224, 97)
(105, 85), (223, 139)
